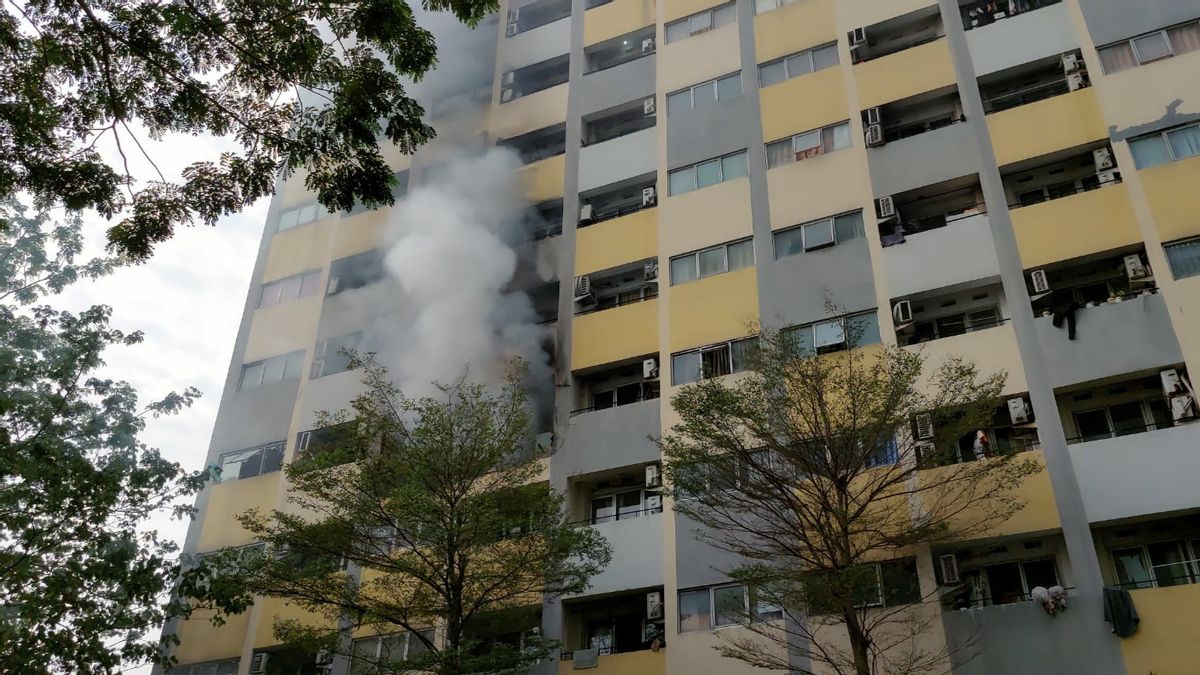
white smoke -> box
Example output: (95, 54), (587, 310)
(379, 148), (551, 400)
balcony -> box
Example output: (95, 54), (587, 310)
(584, 26), (655, 75)
(1009, 183), (1139, 267)
(560, 397), (660, 475)
(559, 649), (664, 675)
(942, 593), (1094, 675)
(1070, 424), (1200, 524)
(572, 299), (659, 371)
(962, 0), (1074, 76)
(867, 109), (980, 196)
(988, 88), (1106, 167)
(579, 127), (657, 193)
(577, 514), (665, 596)
(905, 321), (1028, 395)
(884, 212), (999, 296)
(584, 0), (654, 47)
(855, 38), (956, 110)
(575, 208), (657, 276)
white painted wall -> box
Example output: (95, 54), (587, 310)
(965, 4), (1078, 77)
(1069, 424), (1200, 524)
(884, 213), (1001, 297)
(577, 127), (658, 192)
(499, 17), (571, 73)
(576, 513), (666, 596)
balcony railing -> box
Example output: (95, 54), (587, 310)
(899, 315), (1010, 347)
(1064, 418), (1191, 445)
(854, 33), (944, 64)
(575, 287), (657, 317)
(884, 112), (965, 143)
(570, 389), (660, 417)
(1009, 173), (1121, 209)
(942, 585), (1074, 609)
(960, 0), (1062, 32)
(982, 78), (1077, 114)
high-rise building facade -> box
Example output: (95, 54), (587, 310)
(163, 0), (1200, 673)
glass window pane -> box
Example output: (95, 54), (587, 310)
(759, 60), (787, 87)
(669, 168), (697, 195)
(698, 247), (727, 277)
(591, 496), (615, 524)
(278, 209), (300, 231)
(774, 227), (805, 259)
(1133, 32), (1172, 63)
(785, 53), (813, 78)
(671, 351), (703, 386)
(261, 442), (285, 475)
(713, 585), (746, 626)
(834, 211), (864, 242)
(670, 255), (698, 285)
(1098, 42), (1137, 74)
(239, 362), (265, 390)
(1165, 239), (1200, 280)
(1109, 402), (1147, 436)
(1112, 548), (1153, 589)
(692, 82), (716, 109)
(297, 203), (319, 224)
(730, 338), (753, 373)
(218, 449), (254, 482)
(300, 271), (322, 296)
(753, 0), (777, 13)
(284, 351), (306, 380)
(880, 559), (921, 606)
(812, 43), (839, 70)
(1022, 558), (1059, 590)
(803, 219), (835, 250)
(1147, 541), (1192, 587)
(678, 589), (712, 632)
(716, 74), (742, 101)
(695, 160), (722, 188)
(216, 663), (238, 675)
(721, 152), (748, 180)
(813, 320), (845, 349)
(689, 12), (712, 33)
(765, 139), (792, 168)
(1129, 135), (1171, 168)
(830, 121), (852, 150)
(617, 491), (642, 518)
(667, 90), (692, 115)
(783, 326), (814, 356)
(261, 354), (286, 384)
(193, 665), (218, 675)
(1166, 125), (1200, 160)
(727, 240), (754, 270)
(1166, 22), (1200, 55)
(712, 3), (736, 28)
(279, 275), (303, 301)
(665, 20), (689, 44)
(846, 312), (880, 347)
(1073, 409), (1112, 442)
(259, 281), (282, 308)
(793, 130), (821, 153)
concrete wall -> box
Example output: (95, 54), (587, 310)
(759, 237), (876, 327)
(500, 17), (572, 72)
(867, 122), (982, 197)
(964, 3), (1079, 77)
(578, 127), (659, 191)
(672, 515), (742, 588)
(555, 398), (662, 476)
(1069, 424), (1200, 524)
(883, 213), (1001, 297)
(576, 53), (656, 115)
(665, 89), (754, 170)
(1076, 0), (1200, 45)
(575, 514), (666, 596)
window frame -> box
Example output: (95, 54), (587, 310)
(757, 42), (838, 86)
(1130, 30), (1174, 64)
(782, 310), (881, 356)
(670, 337), (755, 385)
(1071, 397), (1172, 442)
(350, 629), (436, 673)
(765, 121), (852, 169)
(216, 441), (285, 482)
(238, 351), (304, 390)
(1098, 19), (1200, 73)
(1129, 121), (1200, 168)
(773, 210), (863, 258)
(665, 2), (736, 43)
(1111, 539), (1200, 589)
(668, 151), (749, 196)
(258, 270), (322, 309)
(665, 73), (743, 115)
(1164, 236), (1200, 279)
(669, 238), (755, 285)
(276, 201), (326, 232)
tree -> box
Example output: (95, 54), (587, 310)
(1, 0), (497, 262)
(0, 199), (213, 673)
(216, 357), (610, 675)
(661, 319), (1042, 675)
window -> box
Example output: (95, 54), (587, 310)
(351, 629), (435, 674)
(217, 441), (285, 482)
(312, 332), (363, 378)
(589, 488), (661, 524)
(258, 270), (322, 308)
(1128, 122), (1200, 169)
(666, 73), (742, 115)
(1113, 539), (1200, 589)
(757, 43), (839, 87)
(349, 170), (410, 215)
(783, 311), (880, 356)
(327, 250), (386, 295)
(679, 583), (784, 632)
(1097, 20), (1200, 73)
(276, 201), (326, 232)
(669, 239), (754, 285)
(753, 0), (798, 14)
(808, 559), (921, 614)
(501, 53), (571, 102)
(765, 121), (851, 169)
(238, 351), (305, 390)
(958, 557), (1059, 606)
(668, 151), (748, 195)
(1071, 397), (1173, 442)
(774, 211), (864, 258)
(665, 3), (735, 43)
(678, 588), (712, 632)
(671, 337), (755, 386)
(1165, 237), (1200, 280)
(171, 660), (239, 675)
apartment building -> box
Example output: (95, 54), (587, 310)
(163, 0), (1200, 674)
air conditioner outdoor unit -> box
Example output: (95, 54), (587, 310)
(642, 37), (656, 54)
(249, 653), (270, 675)
(1061, 53), (1080, 72)
(642, 186), (657, 207)
(1066, 72), (1086, 91)
(865, 107), (882, 126)
(579, 203), (594, 223)
(315, 649), (333, 666)
(940, 554), (961, 584)
(892, 300), (913, 325)
(1124, 254), (1149, 280)
(865, 124), (884, 147)
(644, 261), (659, 282)
(914, 413), (934, 440)
(915, 440), (936, 462)
(573, 275), (592, 301)
(501, 71), (515, 87)
(507, 8), (519, 23)
(505, 22), (519, 37)
(1096, 169), (1119, 185)
(1007, 397), (1031, 424)
(645, 463), (662, 488)
(326, 276), (340, 295)
(1169, 394), (1196, 422)
(500, 88), (515, 103)
(643, 96), (656, 116)
(296, 431), (311, 454)
(875, 195), (896, 220)
(1161, 369), (1184, 396)
(645, 494), (662, 512)
(1093, 147), (1114, 170)
(848, 27), (867, 48)
(643, 357), (660, 379)
(646, 591), (664, 619)
(1030, 269), (1050, 294)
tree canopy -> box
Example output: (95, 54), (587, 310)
(662, 320), (1042, 675)
(0, 0), (497, 261)
(0, 199), (211, 673)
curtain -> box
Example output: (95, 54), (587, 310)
(1098, 42), (1137, 74)
(1165, 239), (1200, 280)
(1167, 124), (1200, 160)
(1129, 135), (1171, 169)
(1168, 22), (1200, 55)
(765, 139), (793, 168)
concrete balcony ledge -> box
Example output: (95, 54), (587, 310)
(942, 598), (1099, 675)
(884, 212), (1001, 297)
(571, 512), (665, 597)
(964, 2), (1077, 77)
(576, 53), (656, 117)
(1069, 423), (1200, 524)
(558, 398), (661, 476)
(904, 323), (1028, 395)
(1033, 291), (1181, 388)
(578, 127), (657, 193)
(868, 121), (982, 197)
(558, 648), (664, 675)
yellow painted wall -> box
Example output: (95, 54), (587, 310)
(1011, 184), (1141, 268)
(855, 38), (956, 110)
(753, 0), (836, 64)
(197, 473), (282, 551)
(585, 0), (655, 47)
(833, 0), (935, 30)
(1139, 155), (1200, 242)
(490, 84), (569, 140)
(759, 67), (849, 144)
(521, 153), (567, 202)
(278, 169), (317, 209)
(659, 178), (752, 257)
(661, 0), (724, 23)
(923, 450), (1060, 538)
(172, 612), (251, 664)
(262, 220), (337, 281)
(1089, 51), (1200, 134)
(667, 267), (758, 352)
(658, 24), (741, 95)
(1120, 584), (1200, 675)
(765, 147), (863, 230)
(906, 324), (1029, 396)
(559, 648), (665, 675)
(666, 625), (779, 675)
(245, 295), (324, 362)
(332, 209), (389, 261)
(576, 209), (658, 275)
(988, 88), (1107, 168)
(253, 596), (336, 648)
(572, 299), (660, 371)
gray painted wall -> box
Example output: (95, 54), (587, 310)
(1033, 292), (1182, 388)
(673, 515), (744, 588)
(1069, 424), (1200, 524)
(867, 121), (982, 197)
(575, 54), (656, 116)
(578, 127), (659, 191)
(499, 16), (572, 72)
(572, 515), (666, 596)
(964, 2), (1078, 77)
(759, 238), (877, 327)
(554, 399), (661, 477)
(1077, 0), (1200, 46)
(884, 213), (1001, 298)
(209, 380), (303, 456)
(666, 94), (754, 170)
(942, 600), (1105, 675)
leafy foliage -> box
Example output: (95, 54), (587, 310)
(0, 0), (498, 261)
(0, 199), (211, 673)
(661, 318), (1042, 675)
(202, 357), (610, 675)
